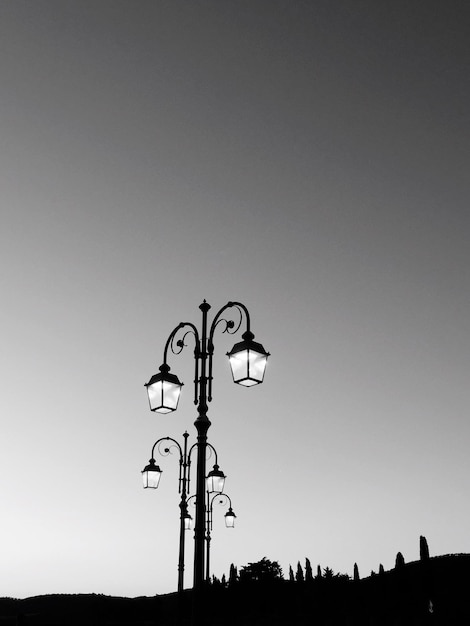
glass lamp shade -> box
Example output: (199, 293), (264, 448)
(142, 459), (162, 489)
(224, 507), (236, 528)
(206, 464), (226, 493)
(184, 512), (193, 530)
(145, 364), (183, 413)
(227, 331), (270, 387)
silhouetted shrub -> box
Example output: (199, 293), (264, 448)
(395, 551), (405, 569)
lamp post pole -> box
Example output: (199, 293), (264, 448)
(145, 300), (269, 598)
(193, 300), (210, 590)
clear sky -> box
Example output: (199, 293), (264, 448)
(0, 0), (468, 598)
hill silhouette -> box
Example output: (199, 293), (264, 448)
(1, 553), (468, 624)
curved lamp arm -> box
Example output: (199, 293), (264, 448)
(149, 434), (190, 495)
(162, 321), (200, 406)
(150, 435), (183, 461)
(207, 301), (252, 401)
(208, 493), (236, 530)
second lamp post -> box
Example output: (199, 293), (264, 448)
(142, 433), (226, 593)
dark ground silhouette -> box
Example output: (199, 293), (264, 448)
(1, 553), (468, 625)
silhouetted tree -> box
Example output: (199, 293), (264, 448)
(239, 557), (283, 583)
(296, 562), (304, 583)
(288, 565), (295, 582)
(316, 565), (322, 579)
(395, 552), (405, 569)
(353, 562), (360, 581)
(379, 563), (385, 576)
(305, 558), (313, 582)
(221, 574), (226, 587)
(323, 566), (334, 579)
(420, 535), (430, 561)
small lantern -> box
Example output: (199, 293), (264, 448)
(227, 331), (269, 387)
(207, 464), (226, 493)
(184, 511), (193, 530)
(145, 364), (183, 413)
(142, 459), (162, 489)
(224, 507), (236, 528)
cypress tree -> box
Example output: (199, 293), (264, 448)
(316, 564), (322, 579)
(289, 565), (295, 582)
(228, 563), (238, 586)
(395, 552), (405, 569)
(305, 558), (313, 582)
(420, 535), (430, 560)
(296, 561), (304, 583)
(379, 563), (385, 575)
(353, 562), (360, 581)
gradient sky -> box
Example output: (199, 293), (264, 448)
(0, 0), (469, 598)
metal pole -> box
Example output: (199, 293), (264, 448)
(193, 301), (211, 590)
(205, 490), (211, 583)
(177, 431), (189, 593)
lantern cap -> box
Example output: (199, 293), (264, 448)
(142, 458), (162, 474)
(226, 331), (270, 358)
(145, 364), (183, 388)
(207, 464), (225, 479)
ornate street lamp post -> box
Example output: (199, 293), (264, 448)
(142, 433), (225, 593)
(145, 301), (269, 593)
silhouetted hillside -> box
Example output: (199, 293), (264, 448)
(1, 554), (469, 625)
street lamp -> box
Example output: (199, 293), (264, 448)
(187, 492), (237, 583)
(145, 300), (269, 593)
(142, 434), (225, 593)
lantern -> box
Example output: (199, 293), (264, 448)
(142, 459), (162, 489)
(224, 507), (236, 528)
(227, 331), (269, 387)
(184, 511), (193, 530)
(207, 464), (226, 493)
(145, 364), (183, 413)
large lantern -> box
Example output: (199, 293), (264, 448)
(142, 459), (162, 489)
(145, 364), (183, 413)
(224, 507), (236, 528)
(227, 331), (269, 387)
(206, 464), (226, 493)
